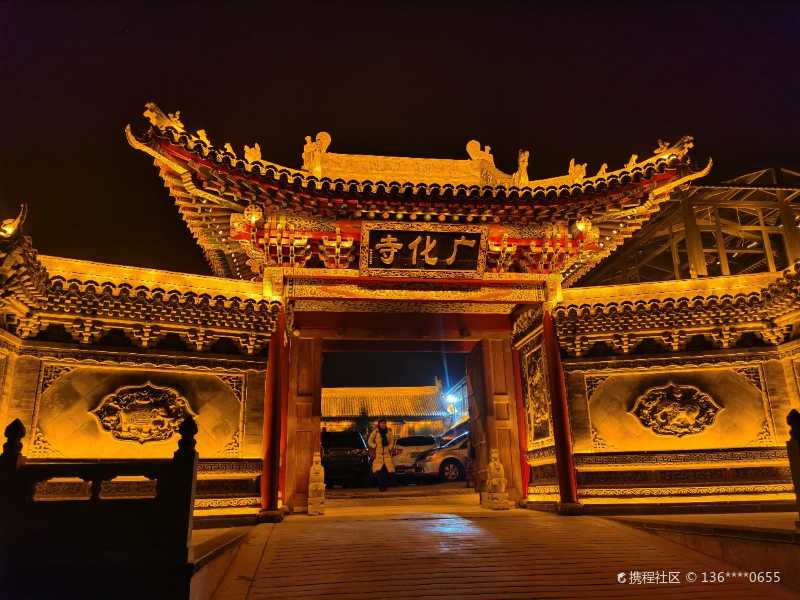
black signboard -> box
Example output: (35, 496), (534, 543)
(359, 223), (487, 278)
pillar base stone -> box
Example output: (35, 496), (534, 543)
(481, 491), (511, 510)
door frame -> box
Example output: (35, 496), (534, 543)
(274, 311), (527, 512)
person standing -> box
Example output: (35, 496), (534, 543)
(367, 419), (395, 491)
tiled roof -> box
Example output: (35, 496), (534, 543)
(0, 228), (279, 354)
(126, 103), (710, 283)
(322, 385), (448, 418)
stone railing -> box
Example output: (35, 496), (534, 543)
(0, 416), (199, 598)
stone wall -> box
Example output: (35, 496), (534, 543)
(0, 330), (266, 460)
(562, 346), (795, 505)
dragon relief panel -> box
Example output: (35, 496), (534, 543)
(91, 382), (195, 444)
(521, 337), (553, 450)
(629, 382), (722, 437)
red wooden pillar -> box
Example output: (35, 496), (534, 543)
(260, 312), (287, 520)
(511, 346), (530, 496)
(542, 311), (579, 510)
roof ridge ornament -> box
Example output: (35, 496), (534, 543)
(302, 132), (332, 178)
(465, 140), (498, 186)
(244, 142), (262, 162)
(0, 204), (27, 240)
(143, 102), (184, 133)
(196, 129), (211, 146)
(567, 158), (587, 185)
(511, 150), (530, 187)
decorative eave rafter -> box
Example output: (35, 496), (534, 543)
(553, 264), (800, 356)
(0, 227), (280, 355)
(127, 103), (710, 283)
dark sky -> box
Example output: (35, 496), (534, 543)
(1, 1), (798, 276)
(322, 352), (466, 389)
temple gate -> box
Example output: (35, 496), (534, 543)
(122, 105), (710, 512)
(4, 103), (795, 519)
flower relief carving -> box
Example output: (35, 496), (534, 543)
(219, 374), (244, 402)
(40, 364), (75, 394)
(91, 382), (195, 444)
(584, 375), (607, 400)
(734, 366), (763, 392)
(629, 382), (722, 437)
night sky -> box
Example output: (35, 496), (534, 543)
(322, 352), (466, 389)
(2, 2), (798, 275)
(1, 2), (798, 385)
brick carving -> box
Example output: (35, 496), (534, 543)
(92, 382), (194, 444)
(630, 382), (722, 437)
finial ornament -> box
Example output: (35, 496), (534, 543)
(567, 158), (587, 184)
(143, 102), (185, 132)
(512, 149), (530, 187)
(465, 140), (494, 164)
(2, 418), (25, 459)
(302, 132), (331, 177)
(465, 140), (497, 185)
(654, 139), (671, 154)
(244, 142), (262, 162)
(0, 204), (27, 239)
(175, 415), (198, 458)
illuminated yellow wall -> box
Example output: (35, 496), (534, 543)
(0, 336), (266, 460)
(572, 367), (777, 453)
(559, 351), (795, 504)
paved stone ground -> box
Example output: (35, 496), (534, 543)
(213, 503), (795, 600)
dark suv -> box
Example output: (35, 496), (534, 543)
(321, 430), (371, 487)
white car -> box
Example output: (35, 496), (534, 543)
(414, 432), (470, 481)
(392, 435), (439, 473)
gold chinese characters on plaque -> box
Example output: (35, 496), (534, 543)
(359, 222), (487, 279)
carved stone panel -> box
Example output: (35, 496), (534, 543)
(585, 367), (770, 452)
(31, 365), (245, 459)
(520, 336), (553, 450)
(629, 383), (722, 437)
(92, 382), (194, 444)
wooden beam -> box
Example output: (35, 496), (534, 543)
(681, 197), (707, 277)
(669, 224), (681, 279)
(295, 311), (513, 340)
(759, 208), (777, 272)
(714, 207), (730, 276)
(322, 339), (478, 353)
(779, 188), (800, 263)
